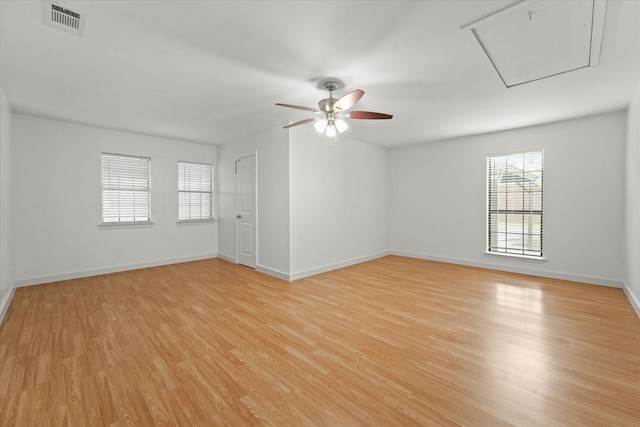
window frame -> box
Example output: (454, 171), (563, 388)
(100, 152), (152, 227)
(486, 149), (544, 259)
(177, 161), (215, 224)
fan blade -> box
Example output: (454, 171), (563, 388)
(275, 103), (319, 113)
(283, 117), (317, 129)
(347, 111), (393, 120)
(334, 89), (364, 111)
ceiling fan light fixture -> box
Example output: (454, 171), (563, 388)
(325, 123), (337, 138)
(334, 118), (348, 133)
(314, 118), (328, 133)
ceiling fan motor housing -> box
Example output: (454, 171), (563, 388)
(318, 98), (337, 113)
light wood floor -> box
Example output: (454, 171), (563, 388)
(1, 256), (639, 426)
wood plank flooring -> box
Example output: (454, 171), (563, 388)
(1, 256), (639, 426)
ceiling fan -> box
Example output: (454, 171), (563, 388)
(276, 80), (393, 138)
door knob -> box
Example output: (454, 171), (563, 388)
(236, 215), (242, 219)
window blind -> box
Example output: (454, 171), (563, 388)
(178, 161), (213, 221)
(487, 150), (543, 257)
(101, 153), (151, 224)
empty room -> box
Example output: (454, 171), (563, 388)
(1, 1), (639, 425)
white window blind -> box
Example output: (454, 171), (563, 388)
(178, 161), (213, 222)
(101, 153), (151, 224)
(487, 150), (543, 257)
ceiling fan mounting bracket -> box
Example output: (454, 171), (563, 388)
(317, 77), (344, 92)
(323, 81), (339, 92)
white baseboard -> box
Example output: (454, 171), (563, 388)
(15, 253), (218, 287)
(217, 253), (236, 264)
(14, 250), (633, 319)
(256, 265), (290, 281)
(622, 281), (640, 318)
(288, 251), (391, 281)
(233, 252), (390, 282)
(391, 251), (624, 288)
(0, 285), (16, 325)
(216, 253), (290, 281)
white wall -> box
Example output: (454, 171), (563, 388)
(217, 126), (290, 277)
(625, 82), (640, 314)
(289, 126), (389, 279)
(0, 87), (15, 321)
(217, 125), (388, 281)
(390, 111), (627, 286)
(13, 114), (217, 285)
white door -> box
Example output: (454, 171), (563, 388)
(236, 155), (256, 268)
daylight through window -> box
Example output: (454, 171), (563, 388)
(487, 150), (543, 257)
(101, 153), (151, 224)
(178, 161), (214, 222)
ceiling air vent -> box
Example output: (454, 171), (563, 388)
(42, 1), (85, 36)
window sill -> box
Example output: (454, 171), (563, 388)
(484, 251), (547, 262)
(177, 219), (216, 226)
(99, 221), (154, 230)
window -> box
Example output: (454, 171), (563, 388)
(487, 150), (543, 257)
(101, 153), (151, 224)
(178, 161), (214, 222)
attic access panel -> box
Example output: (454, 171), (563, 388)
(463, 0), (607, 88)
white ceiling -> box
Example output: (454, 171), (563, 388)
(1, 0), (638, 148)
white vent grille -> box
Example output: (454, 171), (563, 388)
(42, 2), (85, 36)
(51, 4), (80, 29)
